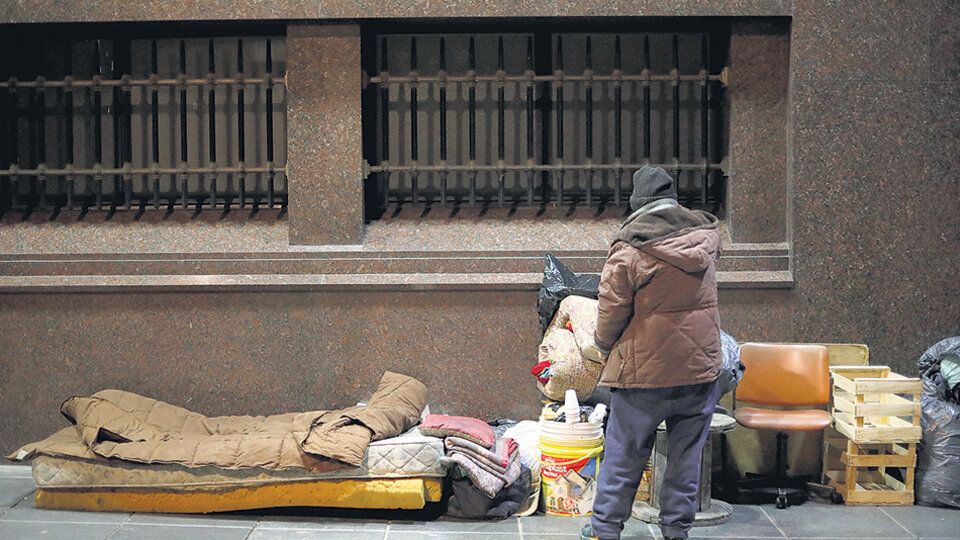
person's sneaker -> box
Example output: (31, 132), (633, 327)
(580, 523), (618, 540)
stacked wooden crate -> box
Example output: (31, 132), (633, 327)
(823, 366), (922, 505)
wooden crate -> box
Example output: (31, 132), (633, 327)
(822, 432), (915, 505)
(830, 366), (922, 444)
(774, 343), (870, 366)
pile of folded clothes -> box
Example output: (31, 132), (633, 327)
(419, 414), (531, 519)
(444, 435), (521, 498)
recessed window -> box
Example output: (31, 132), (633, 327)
(363, 23), (728, 217)
(0, 27), (287, 215)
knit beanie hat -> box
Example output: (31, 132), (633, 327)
(629, 166), (677, 211)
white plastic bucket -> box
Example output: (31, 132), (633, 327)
(538, 418), (604, 516)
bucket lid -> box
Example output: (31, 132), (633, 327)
(539, 418), (603, 440)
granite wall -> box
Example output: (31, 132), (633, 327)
(0, 1), (958, 463)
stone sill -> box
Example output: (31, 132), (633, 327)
(1, 208), (791, 291)
(0, 270), (792, 293)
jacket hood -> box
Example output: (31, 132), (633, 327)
(613, 204), (720, 273)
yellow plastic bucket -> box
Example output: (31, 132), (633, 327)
(539, 420), (604, 516)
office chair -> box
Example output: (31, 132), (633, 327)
(732, 343), (832, 508)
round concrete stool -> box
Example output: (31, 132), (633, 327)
(632, 413), (736, 526)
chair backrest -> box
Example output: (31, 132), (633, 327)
(736, 343), (830, 407)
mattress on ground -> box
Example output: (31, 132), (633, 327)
(33, 428), (446, 490)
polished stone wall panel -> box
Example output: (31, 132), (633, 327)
(929, 0), (960, 83)
(554, 0), (791, 17)
(727, 21), (790, 243)
(0, 0), (317, 22)
(287, 25), (365, 246)
(791, 0), (931, 83)
(0, 290), (543, 454)
(1, 0), (958, 464)
(0, 1), (791, 23)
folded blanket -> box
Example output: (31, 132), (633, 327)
(445, 436), (518, 472)
(442, 437), (521, 498)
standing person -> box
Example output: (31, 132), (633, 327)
(580, 166), (722, 540)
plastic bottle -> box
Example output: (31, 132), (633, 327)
(564, 389), (580, 424)
(588, 403), (607, 425)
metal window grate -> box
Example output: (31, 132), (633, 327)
(363, 29), (728, 212)
(0, 32), (287, 214)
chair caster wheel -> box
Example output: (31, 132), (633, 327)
(776, 494), (788, 509)
(830, 491), (844, 504)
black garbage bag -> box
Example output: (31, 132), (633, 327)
(718, 330), (746, 396)
(915, 336), (960, 508)
(537, 254), (600, 336)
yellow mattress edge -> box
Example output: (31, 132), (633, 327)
(35, 477), (443, 514)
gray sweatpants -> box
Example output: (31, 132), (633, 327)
(590, 380), (720, 539)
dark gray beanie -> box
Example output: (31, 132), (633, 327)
(629, 166), (677, 211)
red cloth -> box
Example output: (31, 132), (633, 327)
(420, 414), (496, 448)
(530, 360), (551, 383)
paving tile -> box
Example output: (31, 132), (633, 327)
(519, 514), (654, 538)
(0, 520), (116, 539)
(127, 512), (259, 527)
(677, 504), (786, 538)
(0, 493), (129, 524)
(256, 514), (390, 530)
(110, 523), (253, 540)
(0, 477), (36, 508)
(518, 513), (589, 534)
(389, 515), (519, 533)
(763, 502), (911, 539)
(251, 528), (386, 540)
(880, 505), (960, 539)
(388, 533), (520, 539)
(0, 465), (33, 478)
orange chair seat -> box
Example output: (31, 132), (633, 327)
(735, 407), (832, 432)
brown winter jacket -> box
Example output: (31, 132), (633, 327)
(594, 202), (722, 389)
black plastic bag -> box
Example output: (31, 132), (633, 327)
(915, 336), (960, 508)
(718, 330), (746, 396)
(537, 254), (600, 336)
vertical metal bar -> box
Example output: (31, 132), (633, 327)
(672, 34), (681, 195)
(112, 42), (123, 210)
(27, 46), (37, 210)
(65, 42), (75, 210)
(207, 39), (217, 209)
(119, 38), (132, 210)
(265, 38), (275, 207)
(151, 41), (160, 208)
(525, 36), (534, 205)
(700, 33), (709, 205)
(179, 40), (188, 209)
(555, 36), (564, 205)
(1, 52), (8, 209)
(36, 72), (46, 209)
(534, 30), (552, 205)
(468, 37), (476, 206)
(614, 35), (622, 206)
(237, 39), (246, 208)
(438, 37), (447, 206)
(8, 78), (18, 210)
(94, 40), (103, 211)
(409, 37), (418, 205)
(379, 37), (389, 209)
(584, 35), (593, 206)
(497, 36), (505, 208)
(643, 36), (651, 163)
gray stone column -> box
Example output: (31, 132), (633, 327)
(286, 23), (364, 246)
